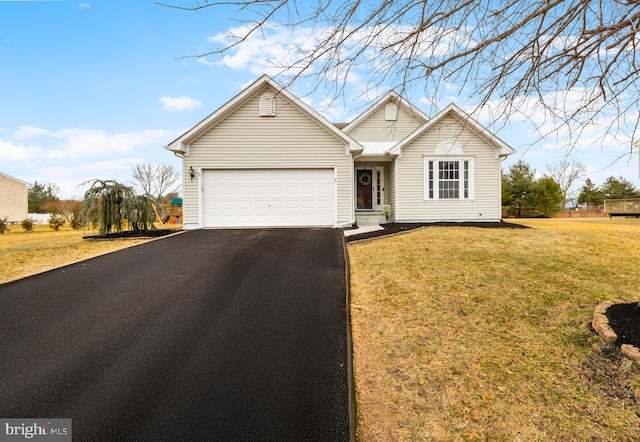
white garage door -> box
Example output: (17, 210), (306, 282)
(202, 169), (335, 227)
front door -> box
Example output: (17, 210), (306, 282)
(356, 169), (373, 210)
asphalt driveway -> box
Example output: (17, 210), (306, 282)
(0, 229), (351, 441)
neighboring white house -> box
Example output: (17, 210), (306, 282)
(166, 75), (514, 229)
(0, 172), (29, 223)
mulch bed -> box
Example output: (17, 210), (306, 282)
(344, 221), (528, 242)
(606, 302), (640, 349)
(83, 229), (181, 240)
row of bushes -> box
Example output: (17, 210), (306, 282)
(0, 214), (81, 234)
(2, 179), (162, 237)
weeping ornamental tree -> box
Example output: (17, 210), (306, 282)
(82, 179), (157, 236)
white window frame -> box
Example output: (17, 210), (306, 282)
(424, 157), (475, 200)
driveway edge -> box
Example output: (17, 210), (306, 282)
(0, 230), (187, 286)
(342, 233), (357, 442)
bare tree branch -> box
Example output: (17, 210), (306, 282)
(132, 163), (181, 200)
(547, 159), (587, 207)
(159, 0), (640, 154)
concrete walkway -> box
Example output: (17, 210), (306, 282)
(343, 224), (384, 237)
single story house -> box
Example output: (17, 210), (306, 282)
(166, 75), (514, 229)
(0, 172), (29, 223)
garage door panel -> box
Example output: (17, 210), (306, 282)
(203, 169), (335, 227)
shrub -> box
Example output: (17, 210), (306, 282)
(21, 218), (34, 232)
(70, 214), (82, 230)
(48, 214), (65, 231)
(0, 217), (8, 234)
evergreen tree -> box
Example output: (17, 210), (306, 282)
(503, 161), (564, 217)
(534, 177), (563, 217)
(600, 176), (640, 200)
(577, 179), (604, 210)
(502, 161), (537, 217)
(28, 181), (60, 213)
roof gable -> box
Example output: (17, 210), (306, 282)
(388, 104), (514, 158)
(342, 91), (430, 134)
(0, 172), (29, 186)
(165, 75), (361, 154)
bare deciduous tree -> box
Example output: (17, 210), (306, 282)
(546, 159), (586, 209)
(158, 0), (640, 153)
(132, 163), (181, 200)
(41, 199), (82, 223)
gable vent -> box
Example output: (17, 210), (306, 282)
(259, 94), (276, 117)
(385, 103), (398, 121)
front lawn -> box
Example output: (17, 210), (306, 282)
(348, 218), (640, 441)
(0, 224), (169, 284)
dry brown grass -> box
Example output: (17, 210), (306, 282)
(0, 224), (156, 284)
(348, 218), (640, 441)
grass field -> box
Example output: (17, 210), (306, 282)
(0, 224), (160, 284)
(348, 218), (640, 441)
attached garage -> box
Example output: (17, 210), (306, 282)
(166, 76), (361, 229)
(202, 169), (335, 227)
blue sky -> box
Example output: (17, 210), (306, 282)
(1, 0), (639, 200)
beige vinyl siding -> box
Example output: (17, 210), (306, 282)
(347, 105), (424, 142)
(182, 85), (353, 227)
(395, 114), (503, 221)
(0, 174), (28, 223)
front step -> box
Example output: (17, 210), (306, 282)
(355, 213), (388, 225)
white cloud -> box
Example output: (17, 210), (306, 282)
(22, 158), (146, 199)
(44, 128), (174, 159)
(0, 139), (44, 162)
(209, 24), (318, 77)
(197, 57), (214, 66)
(14, 125), (50, 139)
(159, 96), (203, 112)
(79, 3), (91, 10)
(3, 127), (175, 164)
(4, 129), (181, 198)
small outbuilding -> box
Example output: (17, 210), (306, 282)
(0, 172), (29, 223)
(604, 199), (640, 217)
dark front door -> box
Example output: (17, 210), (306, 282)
(356, 169), (373, 210)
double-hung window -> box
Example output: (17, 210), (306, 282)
(425, 158), (474, 200)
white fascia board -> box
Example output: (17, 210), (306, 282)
(0, 171), (30, 186)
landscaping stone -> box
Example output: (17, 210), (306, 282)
(592, 301), (618, 344)
(621, 344), (640, 364)
(593, 300), (640, 366)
